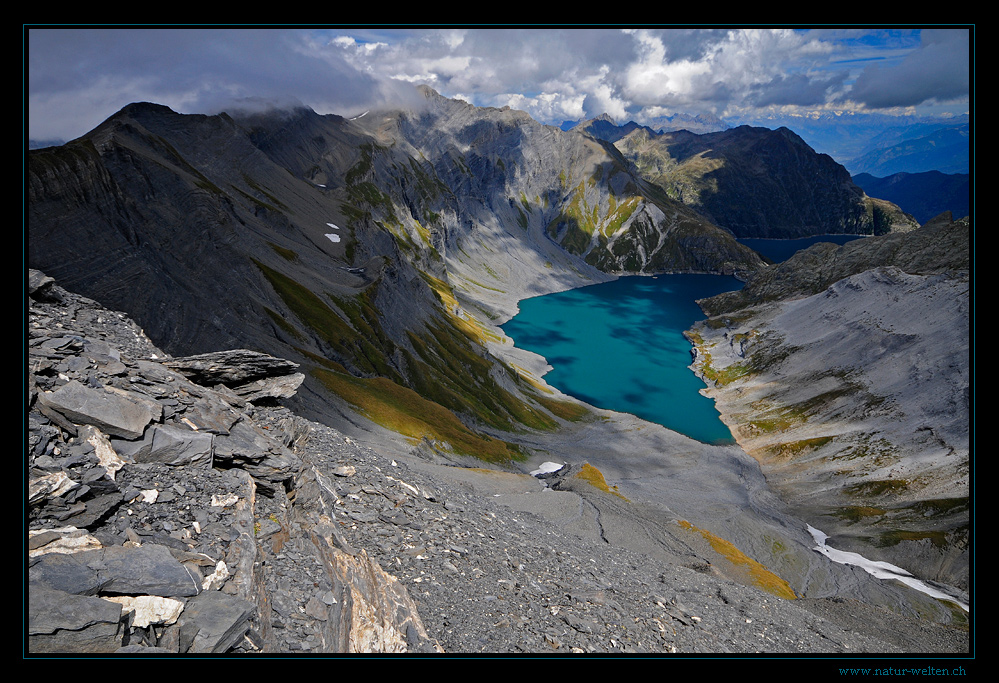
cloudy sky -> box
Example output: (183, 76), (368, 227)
(26, 26), (972, 143)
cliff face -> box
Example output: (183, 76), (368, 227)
(688, 216), (970, 591)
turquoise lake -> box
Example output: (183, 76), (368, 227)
(502, 236), (866, 445)
(502, 274), (743, 445)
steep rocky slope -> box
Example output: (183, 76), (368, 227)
(27, 95), (764, 466)
(687, 215), (970, 592)
(853, 171), (970, 225)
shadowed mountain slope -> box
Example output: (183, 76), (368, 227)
(581, 118), (918, 238)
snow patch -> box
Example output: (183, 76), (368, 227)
(531, 461), (565, 477)
(807, 525), (968, 611)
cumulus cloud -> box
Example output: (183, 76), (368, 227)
(26, 27), (971, 143)
(27, 28), (414, 141)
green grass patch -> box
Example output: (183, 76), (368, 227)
(747, 407), (807, 434)
(405, 323), (559, 433)
(535, 395), (591, 422)
(828, 505), (888, 523)
(267, 242), (299, 262)
(700, 358), (753, 386)
(242, 173), (288, 210)
(253, 259), (400, 380)
(603, 196), (641, 236)
(762, 435), (834, 461)
(876, 529), (949, 549)
(263, 306), (305, 341)
(907, 497), (969, 518)
(845, 479), (910, 498)
(516, 204), (529, 229)
(345, 143), (376, 185)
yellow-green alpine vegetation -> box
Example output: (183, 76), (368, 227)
(760, 436), (835, 463)
(677, 520), (797, 600)
(574, 463), (628, 500)
(252, 259), (404, 381)
(254, 253), (572, 464)
(312, 364), (525, 464)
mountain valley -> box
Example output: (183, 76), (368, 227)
(26, 88), (971, 655)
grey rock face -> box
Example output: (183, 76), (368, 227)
(112, 424), (214, 466)
(30, 544), (202, 597)
(37, 380), (155, 440)
(700, 216), (970, 316)
(604, 123), (920, 238)
(28, 586), (123, 653)
(25, 271), (971, 656)
(688, 217), (971, 593)
(163, 350), (301, 386)
(174, 589), (255, 654)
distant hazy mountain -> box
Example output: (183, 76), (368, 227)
(563, 111), (729, 136)
(853, 171), (970, 224)
(572, 114), (652, 142)
(846, 123), (970, 176)
(645, 111), (729, 135)
(28, 138), (66, 150)
(731, 111), (969, 171)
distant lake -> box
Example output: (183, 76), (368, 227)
(738, 234), (866, 263)
(503, 274), (742, 445)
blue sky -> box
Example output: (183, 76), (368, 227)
(25, 27), (971, 143)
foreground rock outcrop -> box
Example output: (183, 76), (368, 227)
(27, 271), (438, 653)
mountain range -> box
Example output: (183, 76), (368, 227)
(26, 87), (970, 653)
(853, 171), (970, 225)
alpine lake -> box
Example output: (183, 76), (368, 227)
(502, 235), (864, 444)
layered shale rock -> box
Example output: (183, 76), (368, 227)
(26, 272), (439, 653)
(26, 272), (971, 654)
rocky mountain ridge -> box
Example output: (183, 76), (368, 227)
(853, 171), (969, 225)
(582, 118), (918, 238)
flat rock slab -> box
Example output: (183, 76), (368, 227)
(113, 423), (214, 466)
(28, 586), (123, 653)
(164, 350), (299, 384)
(29, 543), (202, 598)
(175, 589), (254, 653)
(37, 380), (154, 439)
